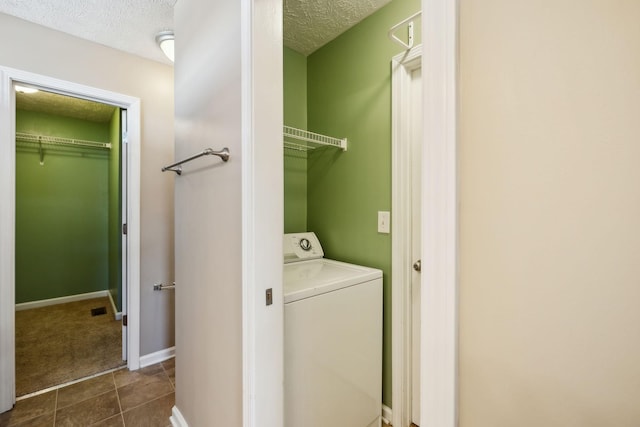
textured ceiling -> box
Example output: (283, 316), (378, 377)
(17, 89), (117, 123)
(4, 0), (391, 120)
(0, 0), (176, 64)
(0, 0), (391, 64)
(284, 0), (392, 55)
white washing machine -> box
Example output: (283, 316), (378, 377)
(284, 232), (382, 427)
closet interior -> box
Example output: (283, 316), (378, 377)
(14, 87), (125, 396)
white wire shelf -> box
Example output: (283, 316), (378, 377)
(15, 132), (111, 150)
(283, 126), (347, 152)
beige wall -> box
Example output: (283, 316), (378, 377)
(173, 0), (283, 424)
(459, 1), (640, 426)
(173, 1), (244, 424)
(0, 13), (175, 356)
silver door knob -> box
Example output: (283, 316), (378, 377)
(413, 259), (421, 272)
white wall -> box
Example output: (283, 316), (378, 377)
(173, 0), (283, 425)
(0, 13), (175, 356)
(459, 1), (640, 426)
(173, 2), (243, 425)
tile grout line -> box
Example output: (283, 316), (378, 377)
(160, 360), (175, 391)
(9, 362), (173, 427)
(58, 389), (118, 425)
(17, 365), (128, 401)
(115, 362), (175, 420)
(55, 389), (117, 412)
(53, 389), (58, 426)
(121, 390), (176, 413)
(112, 371), (126, 426)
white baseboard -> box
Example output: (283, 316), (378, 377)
(106, 290), (122, 320)
(15, 290), (110, 311)
(382, 404), (392, 425)
(140, 346), (175, 368)
(170, 406), (189, 427)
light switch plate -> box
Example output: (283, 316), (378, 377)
(378, 211), (390, 234)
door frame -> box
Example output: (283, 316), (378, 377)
(391, 44), (423, 427)
(391, 0), (458, 425)
(0, 66), (141, 412)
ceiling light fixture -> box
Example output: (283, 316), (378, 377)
(156, 30), (175, 62)
(15, 85), (39, 94)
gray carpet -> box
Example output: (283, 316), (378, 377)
(15, 296), (125, 396)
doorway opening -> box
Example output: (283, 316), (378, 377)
(14, 88), (126, 397)
(0, 67), (142, 413)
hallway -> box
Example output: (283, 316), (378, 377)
(0, 359), (174, 426)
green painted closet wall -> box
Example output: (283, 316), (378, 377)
(284, 47), (308, 233)
(108, 108), (122, 311)
(306, 0), (421, 407)
(15, 110), (111, 303)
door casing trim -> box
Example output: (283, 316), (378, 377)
(0, 66), (141, 412)
(391, 0), (459, 424)
(391, 44), (423, 427)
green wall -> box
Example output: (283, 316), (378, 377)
(284, 47), (308, 233)
(305, 0), (421, 407)
(282, 0), (421, 406)
(15, 110), (111, 303)
(108, 108), (122, 311)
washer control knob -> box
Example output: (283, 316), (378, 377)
(299, 238), (311, 251)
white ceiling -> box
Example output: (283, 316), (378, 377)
(0, 0), (391, 63)
(5, 0), (392, 119)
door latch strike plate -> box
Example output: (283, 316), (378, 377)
(265, 288), (273, 306)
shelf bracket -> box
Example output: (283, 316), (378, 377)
(38, 137), (44, 166)
(388, 10), (421, 50)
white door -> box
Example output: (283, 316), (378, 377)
(410, 67), (423, 425)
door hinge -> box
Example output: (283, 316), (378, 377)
(122, 223), (127, 235)
(123, 315), (128, 326)
(265, 288), (273, 306)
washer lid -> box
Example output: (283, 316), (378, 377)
(284, 232), (324, 263)
(284, 258), (382, 303)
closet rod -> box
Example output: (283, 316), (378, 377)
(161, 147), (230, 175)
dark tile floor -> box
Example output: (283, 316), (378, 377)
(0, 359), (175, 427)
